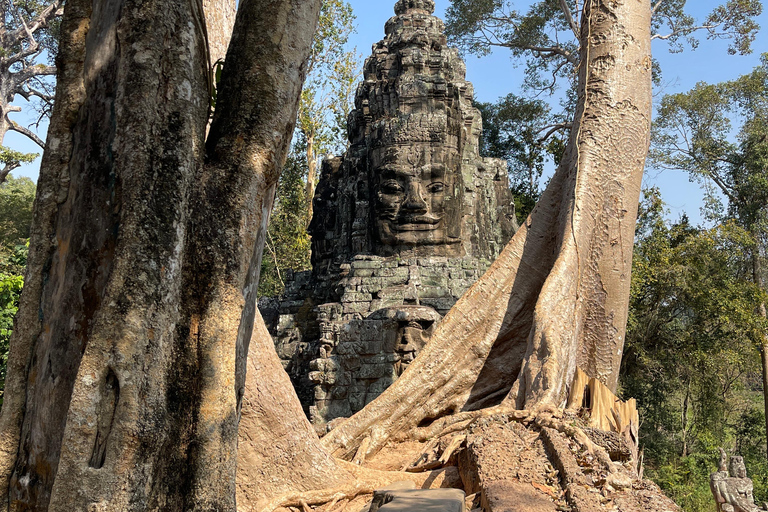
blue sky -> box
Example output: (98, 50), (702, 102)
(8, 1), (768, 224)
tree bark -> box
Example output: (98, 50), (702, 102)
(203, 0), (237, 65)
(306, 131), (316, 222)
(0, 0), (321, 509)
(323, 0), (652, 460)
(236, 311), (352, 511)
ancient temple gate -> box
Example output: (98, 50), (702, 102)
(259, 0), (517, 428)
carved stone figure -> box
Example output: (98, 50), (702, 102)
(259, 0), (517, 427)
(711, 449), (767, 512)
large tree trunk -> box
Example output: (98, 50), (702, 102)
(323, 0), (652, 460)
(0, 0), (321, 509)
(236, 312), (352, 511)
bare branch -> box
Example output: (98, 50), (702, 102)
(15, 84), (55, 103)
(521, 45), (579, 65)
(558, 0), (580, 39)
(5, 0), (62, 48)
(652, 25), (719, 41)
(0, 161), (21, 185)
(11, 64), (56, 88)
(651, 0), (667, 16)
(537, 123), (572, 143)
(8, 118), (45, 148)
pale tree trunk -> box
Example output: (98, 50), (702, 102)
(0, 0), (321, 510)
(323, 0), (652, 460)
(237, 312), (351, 511)
(203, 0), (237, 65)
(306, 131), (317, 222)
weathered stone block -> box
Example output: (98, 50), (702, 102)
(341, 291), (373, 302)
(343, 302), (370, 314)
(348, 392), (366, 412)
(358, 363), (394, 380)
(309, 358), (338, 372)
(371, 489), (466, 512)
(350, 260), (384, 269)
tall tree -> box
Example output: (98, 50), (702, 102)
(0, 0), (63, 183)
(298, 0), (358, 220)
(651, 56), (768, 452)
(0, 0), (321, 511)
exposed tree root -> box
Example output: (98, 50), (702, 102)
(257, 405), (622, 512)
(253, 461), (455, 512)
(399, 405), (616, 474)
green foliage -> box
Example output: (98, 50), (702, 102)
(0, 272), (23, 405)
(445, 0), (761, 113)
(0, 147), (38, 168)
(475, 94), (566, 221)
(622, 189), (768, 511)
(0, 175), (34, 239)
(446, 0), (578, 96)
(0, 242), (27, 406)
(0, 175), (36, 247)
(651, 56), (768, 233)
(258, 146), (312, 297)
(298, 0), (360, 156)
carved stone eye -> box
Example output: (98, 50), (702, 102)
(427, 182), (444, 193)
(381, 180), (404, 194)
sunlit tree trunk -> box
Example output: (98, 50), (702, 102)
(0, 0), (321, 509)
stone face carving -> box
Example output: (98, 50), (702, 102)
(259, 0), (517, 427)
(711, 449), (767, 512)
(372, 144), (461, 255)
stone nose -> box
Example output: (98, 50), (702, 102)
(402, 180), (428, 212)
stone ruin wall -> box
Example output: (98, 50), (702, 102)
(259, 0), (517, 429)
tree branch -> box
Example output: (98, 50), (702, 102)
(537, 123), (572, 143)
(0, 161), (20, 185)
(651, 0), (667, 16)
(521, 45), (578, 65)
(651, 23), (719, 41)
(558, 0), (580, 39)
(8, 119), (45, 148)
(5, 0), (62, 49)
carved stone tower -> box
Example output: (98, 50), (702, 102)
(260, 0), (517, 428)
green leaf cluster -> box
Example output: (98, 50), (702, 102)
(0, 174), (34, 404)
(258, 146), (312, 297)
(0, 270), (23, 406)
(475, 94), (566, 221)
(0, 175), (36, 247)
